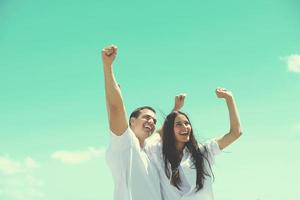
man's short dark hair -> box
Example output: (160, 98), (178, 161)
(129, 106), (156, 125)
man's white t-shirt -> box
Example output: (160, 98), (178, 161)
(106, 128), (162, 200)
(145, 133), (221, 200)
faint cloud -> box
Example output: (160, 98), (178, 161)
(24, 157), (39, 170)
(0, 156), (39, 175)
(282, 54), (300, 73)
(0, 156), (22, 175)
(0, 175), (44, 200)
(51, 147), (105, 164)
(0, 156), (43, 200)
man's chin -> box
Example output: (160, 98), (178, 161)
(143, 129), (153, 137)
(146, 131), (152, 137)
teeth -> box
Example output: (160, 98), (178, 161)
(179, 132), (188, 135)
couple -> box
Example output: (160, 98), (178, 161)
(102, 45), (242, 200)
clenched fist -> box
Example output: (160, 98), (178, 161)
(215, 87), (233, 100)
(102, 45), (118, 67)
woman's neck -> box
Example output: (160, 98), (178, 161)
(175, 142), (185, 153)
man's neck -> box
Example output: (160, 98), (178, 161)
(134, 131), (146, 148)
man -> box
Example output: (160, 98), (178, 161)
(102, 45), (162, 200)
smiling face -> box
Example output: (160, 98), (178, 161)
(173, 114), (191, 146)
(130, 108), (157, 142)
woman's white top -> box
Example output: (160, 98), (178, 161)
(145, 133), (221, 200)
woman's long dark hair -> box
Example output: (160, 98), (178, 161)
(162, 111), (214, 191)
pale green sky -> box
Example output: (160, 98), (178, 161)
(1, 0), (300, 199)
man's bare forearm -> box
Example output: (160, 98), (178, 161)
(103, 65), (125, 110)
(102, 45), (128, 135)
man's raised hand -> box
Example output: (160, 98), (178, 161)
(102, 45), (118, 67)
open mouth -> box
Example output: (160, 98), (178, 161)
(179, 132), (189, 136)
(144, 125), (152, 131)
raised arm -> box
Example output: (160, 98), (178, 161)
(102, 45), (128, 135)
(215, 88), (242, 150)
(157, 93), (187, 135)
(173, 93), (187, 112)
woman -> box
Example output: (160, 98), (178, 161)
(146, 88), (242, 200)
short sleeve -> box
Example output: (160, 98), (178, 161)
(108, 128), (135, 152)
(199, 139), (221, 165)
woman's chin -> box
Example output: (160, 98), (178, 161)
(184, 137), (190, 143)
(180, 136), (190, 143)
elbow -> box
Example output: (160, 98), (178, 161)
(231, 128), (243, 138)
